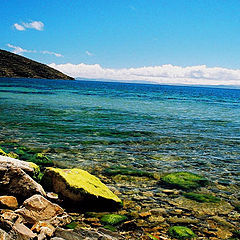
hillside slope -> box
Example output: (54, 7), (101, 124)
(0, 49), (74, 80)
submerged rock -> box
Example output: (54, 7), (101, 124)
(100, 214), (128, 225)
(104, 166), (154, 178)
(31, 153), (54, 167)
(42, 168), (121, 208)
(169, 196), (234, 216)
(0, 166), (45, 199)
(160, 172), (208, 190)
(169, 226), (196, 239)
(183, 192), (220, 203)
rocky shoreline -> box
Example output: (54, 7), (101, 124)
(0, 142), (239, 239)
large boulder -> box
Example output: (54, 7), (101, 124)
(42, 168), (121, 209)
(0, 166), (45, 199)
(16, 194), (64, 224)
(0, 155), (39, 176)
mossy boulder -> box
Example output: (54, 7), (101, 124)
(104, 166), (153, 178)
(100, 214), (127, 225)
(169, 226), (195, 239)
(183, 192), (220, 203)
(42, 168), (121, 209)
(161, 172), (208, 190)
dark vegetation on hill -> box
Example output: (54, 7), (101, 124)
(0, 49), (74, 80)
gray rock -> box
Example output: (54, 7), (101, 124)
(12, 222), (36, 239)
(0, 166), (45, 199)
(50, 238), (65, 240)
(0, 155), (38, 176)
(55, 227), (124, 240)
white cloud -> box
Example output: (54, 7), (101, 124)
(41, 51), (63, 57)
(23, 21), (44, 31)
(13, 21), (44, 31)
(13, 23), (25, 31)
(48, 63), (240, 86)
(86, 51), (93, 56)
(7, 44), (36, 55)
(7, 44), (62, 58)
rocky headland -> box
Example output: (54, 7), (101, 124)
(0, 49), (74, 80)
(0, 143), (239, 240)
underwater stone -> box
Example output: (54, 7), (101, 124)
(169, 226), (196, 239)
(161, 172), (208, 190)
(31, 153), (54, 167)
(183, 192), (220, 203)
(104, 166), (154, 178)
(100, 214), (128, 225)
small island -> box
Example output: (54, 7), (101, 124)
(0, 49), (74, 80)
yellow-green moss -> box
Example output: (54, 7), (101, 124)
(100, 214), (127, 225)
(7, 152), (19, 159)
(29, 162), (40, 172)
(47, 167), (121, 203)
(0, 148), (7, 156)
(169, 226), (196, 239)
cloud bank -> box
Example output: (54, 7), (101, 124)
(13, 21), (44, 31)
(48, 63), (240, 86)
(7, 44), (62, 58)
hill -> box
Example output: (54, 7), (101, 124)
(0, 49), (74, 80)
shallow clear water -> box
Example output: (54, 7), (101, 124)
(0, 78), (239, 185)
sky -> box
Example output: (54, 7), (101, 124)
(1, 0), (240, 86)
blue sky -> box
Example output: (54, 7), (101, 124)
(1, 0), (240, 85)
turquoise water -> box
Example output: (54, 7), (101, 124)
(0, 78), (239, 186)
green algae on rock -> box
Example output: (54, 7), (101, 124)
(31, 153), (54, 167)
(161, 172), (208, 190)
(183, 192), (220, 203)
(65, 221), (78, 229)
(42, 168), (121, 207)
(0, 148), (7, 156)
(100, 214), (127, 225)
(169, 226), (196, 239)
(7, 152), (19, 159)
(0, 147), (19, 159)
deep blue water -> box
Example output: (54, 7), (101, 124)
(0, 78), (239, 185)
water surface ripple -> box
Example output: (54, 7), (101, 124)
(0, 78), (239, 186)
